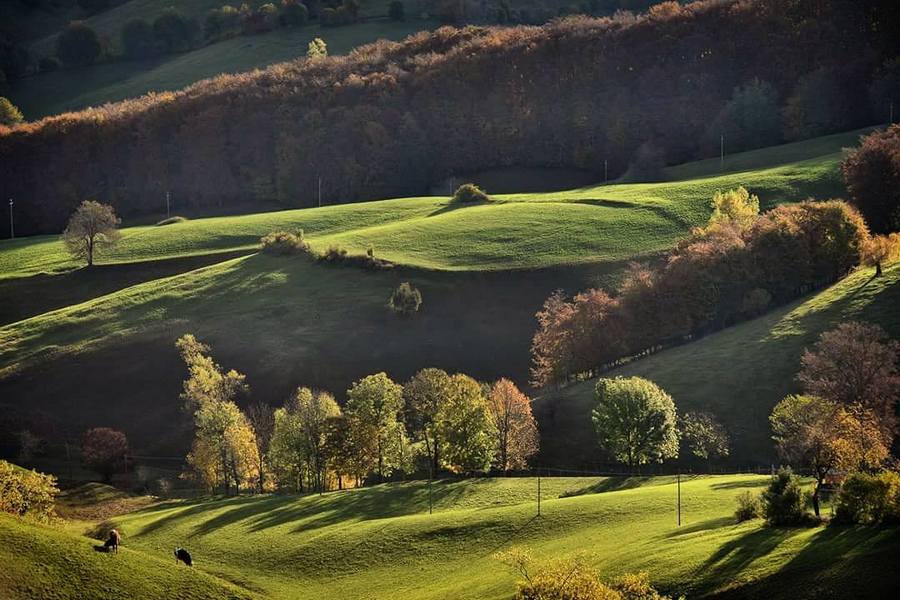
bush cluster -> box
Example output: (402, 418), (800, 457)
(834, 471), (900, 524)
(260, 229), (311, 255)
(155, 215), (187, 226)
(762, 467), (810, 526)
(389, 282), (422, 315)
(452, 183), (491, 203)
(0, 460), (58, 522)
(734, 490), (762, 522)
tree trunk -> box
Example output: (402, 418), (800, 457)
(812, 478), (822, 518)
(875, 261), (883, 277)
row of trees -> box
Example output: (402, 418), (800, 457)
(176, 335), (539, 493)
(531, 190), (881, 387)
(4, 0), (900, 235)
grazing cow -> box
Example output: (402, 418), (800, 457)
(103, 529), (121, 554)
(174, 547), (193, 567)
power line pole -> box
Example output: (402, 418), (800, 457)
(318, 175), (322, 208)
(720, 133), (725, 171)
(537, 468), (541, 517)
(604, 159), (608, 184)
(428, 462), (433, 515)
(890, 98), (894, 125)
(166, 191), (171, 219)
(676, 472), (682, 526)
(7, 199), (13, 239)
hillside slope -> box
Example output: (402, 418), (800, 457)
(0, 514), (255, 599)
(536, 264), (900, 467)
(107, 475), (900, 599)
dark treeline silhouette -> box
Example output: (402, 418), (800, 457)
(1, 0), (899, 236)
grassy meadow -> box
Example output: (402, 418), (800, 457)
(4, 475), (899, 599)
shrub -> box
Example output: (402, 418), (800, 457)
(734, 490), (762, 522)
(389, 282), (422, 315)
(762, 467), (808, 526)
(82, 427), (129, 483)
(0, 96), (24, 126)
(452, 183), (491, 203)
(204, 6), (241, 40)
(121, 19), (158, 59)
(834, 471), (900, 524)
(56, 22), (102, 67)
(0, 460), (58, 522)
(280, 0), (309, 26)
(260, 229), (311, 255)
(38, 56), (60, 72)
(388, 0), (405, 21)
(155, 215), (188, 226)
(321, 244), (348, 261)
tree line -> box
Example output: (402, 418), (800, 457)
(530, 188), (898, 387)
(2, 0), (899, 236)
(175, 334), (539, 494)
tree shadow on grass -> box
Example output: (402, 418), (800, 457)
(696, 526), (802, 591)
(660, 516), (735, 540)
(560, 476), (662, 498)
(708, 525), (900, 599)
(709, 479), (769, 491)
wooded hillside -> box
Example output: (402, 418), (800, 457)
(2, 0), (898, 235)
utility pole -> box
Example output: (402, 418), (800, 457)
(720, 133), (725, 171)
(604, 159), (608, 184)
(7, 199), (13, 239)
(890, 98), (894, 125)
(676, 472), (682, 527)
(165, 191), (170, 219)
(318, 175), (322, 208)
(537, 468), (541, 516)
(428, 462), (433, 515)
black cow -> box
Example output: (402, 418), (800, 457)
(174, 547), (193, 566)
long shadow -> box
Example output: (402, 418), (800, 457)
(660, 516), (735, 540)
(697, 526), (801, 589)
(709, 479), (769, 491)
(708, 525), (900, 599)
(561, 476), (660, 498)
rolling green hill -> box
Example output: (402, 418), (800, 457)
(536, 264), (900, 467)
(95, 475), (900, 599)
(0, 127), (865, 280)
(0, 513), (255, 599)
(0, 128), (884, 458)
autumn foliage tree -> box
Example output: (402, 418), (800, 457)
(487, 378), (539, 471)
(798, 321), (900, 438)
(841, 124), (900, 234)
(63, 201), (121, 267)
(862, 233), (900, 276)
(770, 394), (888, 517)
(81, 427), (129, 482)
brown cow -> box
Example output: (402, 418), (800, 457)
(103, 529), (121, 554)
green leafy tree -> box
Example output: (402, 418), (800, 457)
(389, 282), (422, 315)
(592, 377), (679, 469)
(245, 401), (274, 493)
(295, 387), (341, 492)
(0, 96), (23, 126)
(706, 186), (759, 232)
(709, 79), (782, 153)
(280, 0), (309, 26)
(153, 9), (198, 53)
(62, 200), (121, 267)
(437, 374), (497, 473)
(680, 411), (729, 466)
(345, 373), (405, 480)
(0, 460), (58, 522)
(56, 22), (101, 67)
(403, 368), (453, 475)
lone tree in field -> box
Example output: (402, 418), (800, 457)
(592, 377), (679, 469)
(487, 378), (539, 471)
(63, 200), (121, 266)
(798, 321), (900, 437)
(81, 427), (129, 483)
(307, 37), (327, 59)
(680, 411), (730, 467)
(770, 394), (888, 517)
(389, 282), (422, 316)
(841, 124), (900, 234)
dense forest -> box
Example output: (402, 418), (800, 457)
(1, 0), (899, 236)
